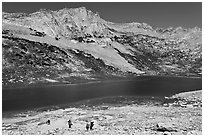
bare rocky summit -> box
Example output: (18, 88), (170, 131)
(2, 7), (202, 88)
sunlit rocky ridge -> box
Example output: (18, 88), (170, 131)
(2, 7), (202, 88)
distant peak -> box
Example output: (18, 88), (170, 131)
(58, 6), (87, 12)
(77, 6), (87, 10)
(39, 8), (51, 12)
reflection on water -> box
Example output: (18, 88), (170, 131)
(2, 76), (202, 111)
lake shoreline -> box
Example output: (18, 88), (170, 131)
(2, 75), (202, 90)
(3, 76), (202, 112)
(2, 90), (202, 135)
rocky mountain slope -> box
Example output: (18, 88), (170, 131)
(2, 7), (202, 88)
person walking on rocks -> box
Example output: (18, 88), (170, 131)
(90, 121), (94, 130)
(46, 119), (50, 125)
(68, 120), (73, 128)
(86, 122), (90, 131)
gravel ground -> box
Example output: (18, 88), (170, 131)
(2, 90), (202, 135)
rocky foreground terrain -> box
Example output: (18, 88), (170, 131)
(2, 7), (202, 88)
(2, 90), (202, 135)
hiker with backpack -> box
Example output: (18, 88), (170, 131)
(90, 121), (94, 130)
(68, 119), (73, 128)
(86, 122), (90, 131)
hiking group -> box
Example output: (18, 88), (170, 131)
(46, 119), (94, 131)
(86, 121), (94, 131)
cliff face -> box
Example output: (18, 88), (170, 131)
(2, 7), (202, 88)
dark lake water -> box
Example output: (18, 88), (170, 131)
(2, 76), (202, 112)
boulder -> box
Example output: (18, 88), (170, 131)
(163, 103), (169, 107)
(156, 123), (177, 132)
(163, 131), (171, 135)
(187, 130), (202, 135)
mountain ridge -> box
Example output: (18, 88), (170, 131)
(2, 7), (201, 30)
(2, 7), (202, 88)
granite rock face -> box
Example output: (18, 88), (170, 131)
(2, 7), (202, 88)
